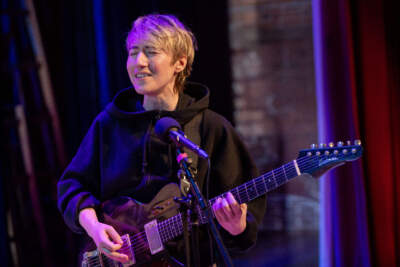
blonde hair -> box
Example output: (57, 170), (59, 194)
(126, 14), (197, 93)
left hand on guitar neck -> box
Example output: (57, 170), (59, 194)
(212, 192), (247, 236)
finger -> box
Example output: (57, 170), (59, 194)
(212, 197), (220, 211)
(213, 198), (229, 222)
(106, 226), (123, 245)
(240, 203), (248, 217)
(102, 248), (129, 263)
(220, 198), (232, 220)
(99, 231), (121, 251)
(226, 192), (241, 217)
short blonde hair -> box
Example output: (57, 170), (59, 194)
(126, 14), (197, 93)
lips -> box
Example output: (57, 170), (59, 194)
(135, 72), (152, 79)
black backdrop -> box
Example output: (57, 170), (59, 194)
(34, 0), (233, 156)
(30, 0), (233, 266)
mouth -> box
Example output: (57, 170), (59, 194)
(135, 73), (152, 79)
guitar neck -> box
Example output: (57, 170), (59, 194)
(155, 156), (318, 242)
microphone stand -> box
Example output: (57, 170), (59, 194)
(175, 148), (233, 267)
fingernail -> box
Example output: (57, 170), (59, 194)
(102, 247), (111, 254)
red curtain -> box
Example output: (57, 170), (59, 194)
(314, 0), (400, 265)
(354, 0), (400, 265)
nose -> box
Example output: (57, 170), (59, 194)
(135, 51), (148, 67)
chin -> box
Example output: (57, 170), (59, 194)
(134, 86), (158, 96)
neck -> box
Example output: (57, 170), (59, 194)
(143, 90), (179, 111)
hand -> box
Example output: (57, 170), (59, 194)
(212, 192), (247, 235)
(79, 208), (129, 263)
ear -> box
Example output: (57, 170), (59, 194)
(174, 56), (187, 73)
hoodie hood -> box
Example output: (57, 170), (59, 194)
(106, 82), (209, 125)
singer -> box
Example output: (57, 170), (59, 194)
(57, 14), (266, 266)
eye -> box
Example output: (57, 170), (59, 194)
(129, 50), (138, 57)
(147, 50), (158, 56)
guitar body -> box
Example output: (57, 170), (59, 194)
(83, 183), (182, 266)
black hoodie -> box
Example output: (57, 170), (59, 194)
(57, 82), (266, 262)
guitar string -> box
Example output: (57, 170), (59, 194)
(87, 152), (340, 266)
(85, 154), (323, 265)
(84, 153), (342, 266)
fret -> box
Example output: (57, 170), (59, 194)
(287, 162), (298, 179)
(253, 179), (259, 196)
(262, 174), (268, 192)
(264, 172), (276, 191)
(255, 177), (266, 195)
(245, 181), (257, 201)
(234, 187), (242, 204)
(282, 166), (287, 180)
(275, 167), (285, 186)
(244, 184), (250, 202)
(271, 170), (278, 187)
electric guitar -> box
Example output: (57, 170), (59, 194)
(81, 141), (363, 267)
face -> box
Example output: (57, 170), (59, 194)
(127, 37), (185, 97)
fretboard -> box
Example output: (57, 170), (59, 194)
(154, 155), (319, 243)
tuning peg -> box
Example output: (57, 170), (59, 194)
(311, 144), (317, 149)
(337, 141), (344, 147)
(319, 143), (327, 148)
(328, 142), (334, 148)
(354, 140), (362, 146)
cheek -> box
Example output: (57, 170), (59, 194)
(126, 58), (133, 71)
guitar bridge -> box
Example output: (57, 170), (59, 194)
(144, 219), (164, 255)
(120, 234), (136, 266)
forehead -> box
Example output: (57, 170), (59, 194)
(127, 32), (166, 50)
(128, 36), (154, 48)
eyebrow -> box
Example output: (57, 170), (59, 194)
(129, 45), (157, 50)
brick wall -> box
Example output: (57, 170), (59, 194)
(229, 0), (318, 231)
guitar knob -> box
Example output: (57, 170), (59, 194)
(343, 149), (348, 154)
(319, 143), (327, 148)
(354, 139), (362, 146)
(311, 144), (317, 149)
(307, 152), (312, 156)
(316, 151), (321, 156)
(337, 141), (344, 147)
(325, 151), (330, 155)
(347, 140), (351, 146)
(334, 150), (339, 155)
(328, 142), (334, 148)
(352, 148), (357, 154)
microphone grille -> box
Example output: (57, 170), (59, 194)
(154, 117), (181, 140)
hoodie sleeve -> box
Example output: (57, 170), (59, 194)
(57, 119), (102, 234)
(204, 111), (267, 254)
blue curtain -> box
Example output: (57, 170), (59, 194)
(312, 0), (371, 266)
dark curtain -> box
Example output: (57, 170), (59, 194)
(1, 0), (233, 266)
(34, 0), (234, 156)
(313, 0), (400, 266)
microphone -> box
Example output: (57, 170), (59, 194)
(154, 117), (209, 159)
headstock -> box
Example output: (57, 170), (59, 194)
(297, 140), (363, 177)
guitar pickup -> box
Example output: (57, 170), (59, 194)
(144, 220), (164, 255)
